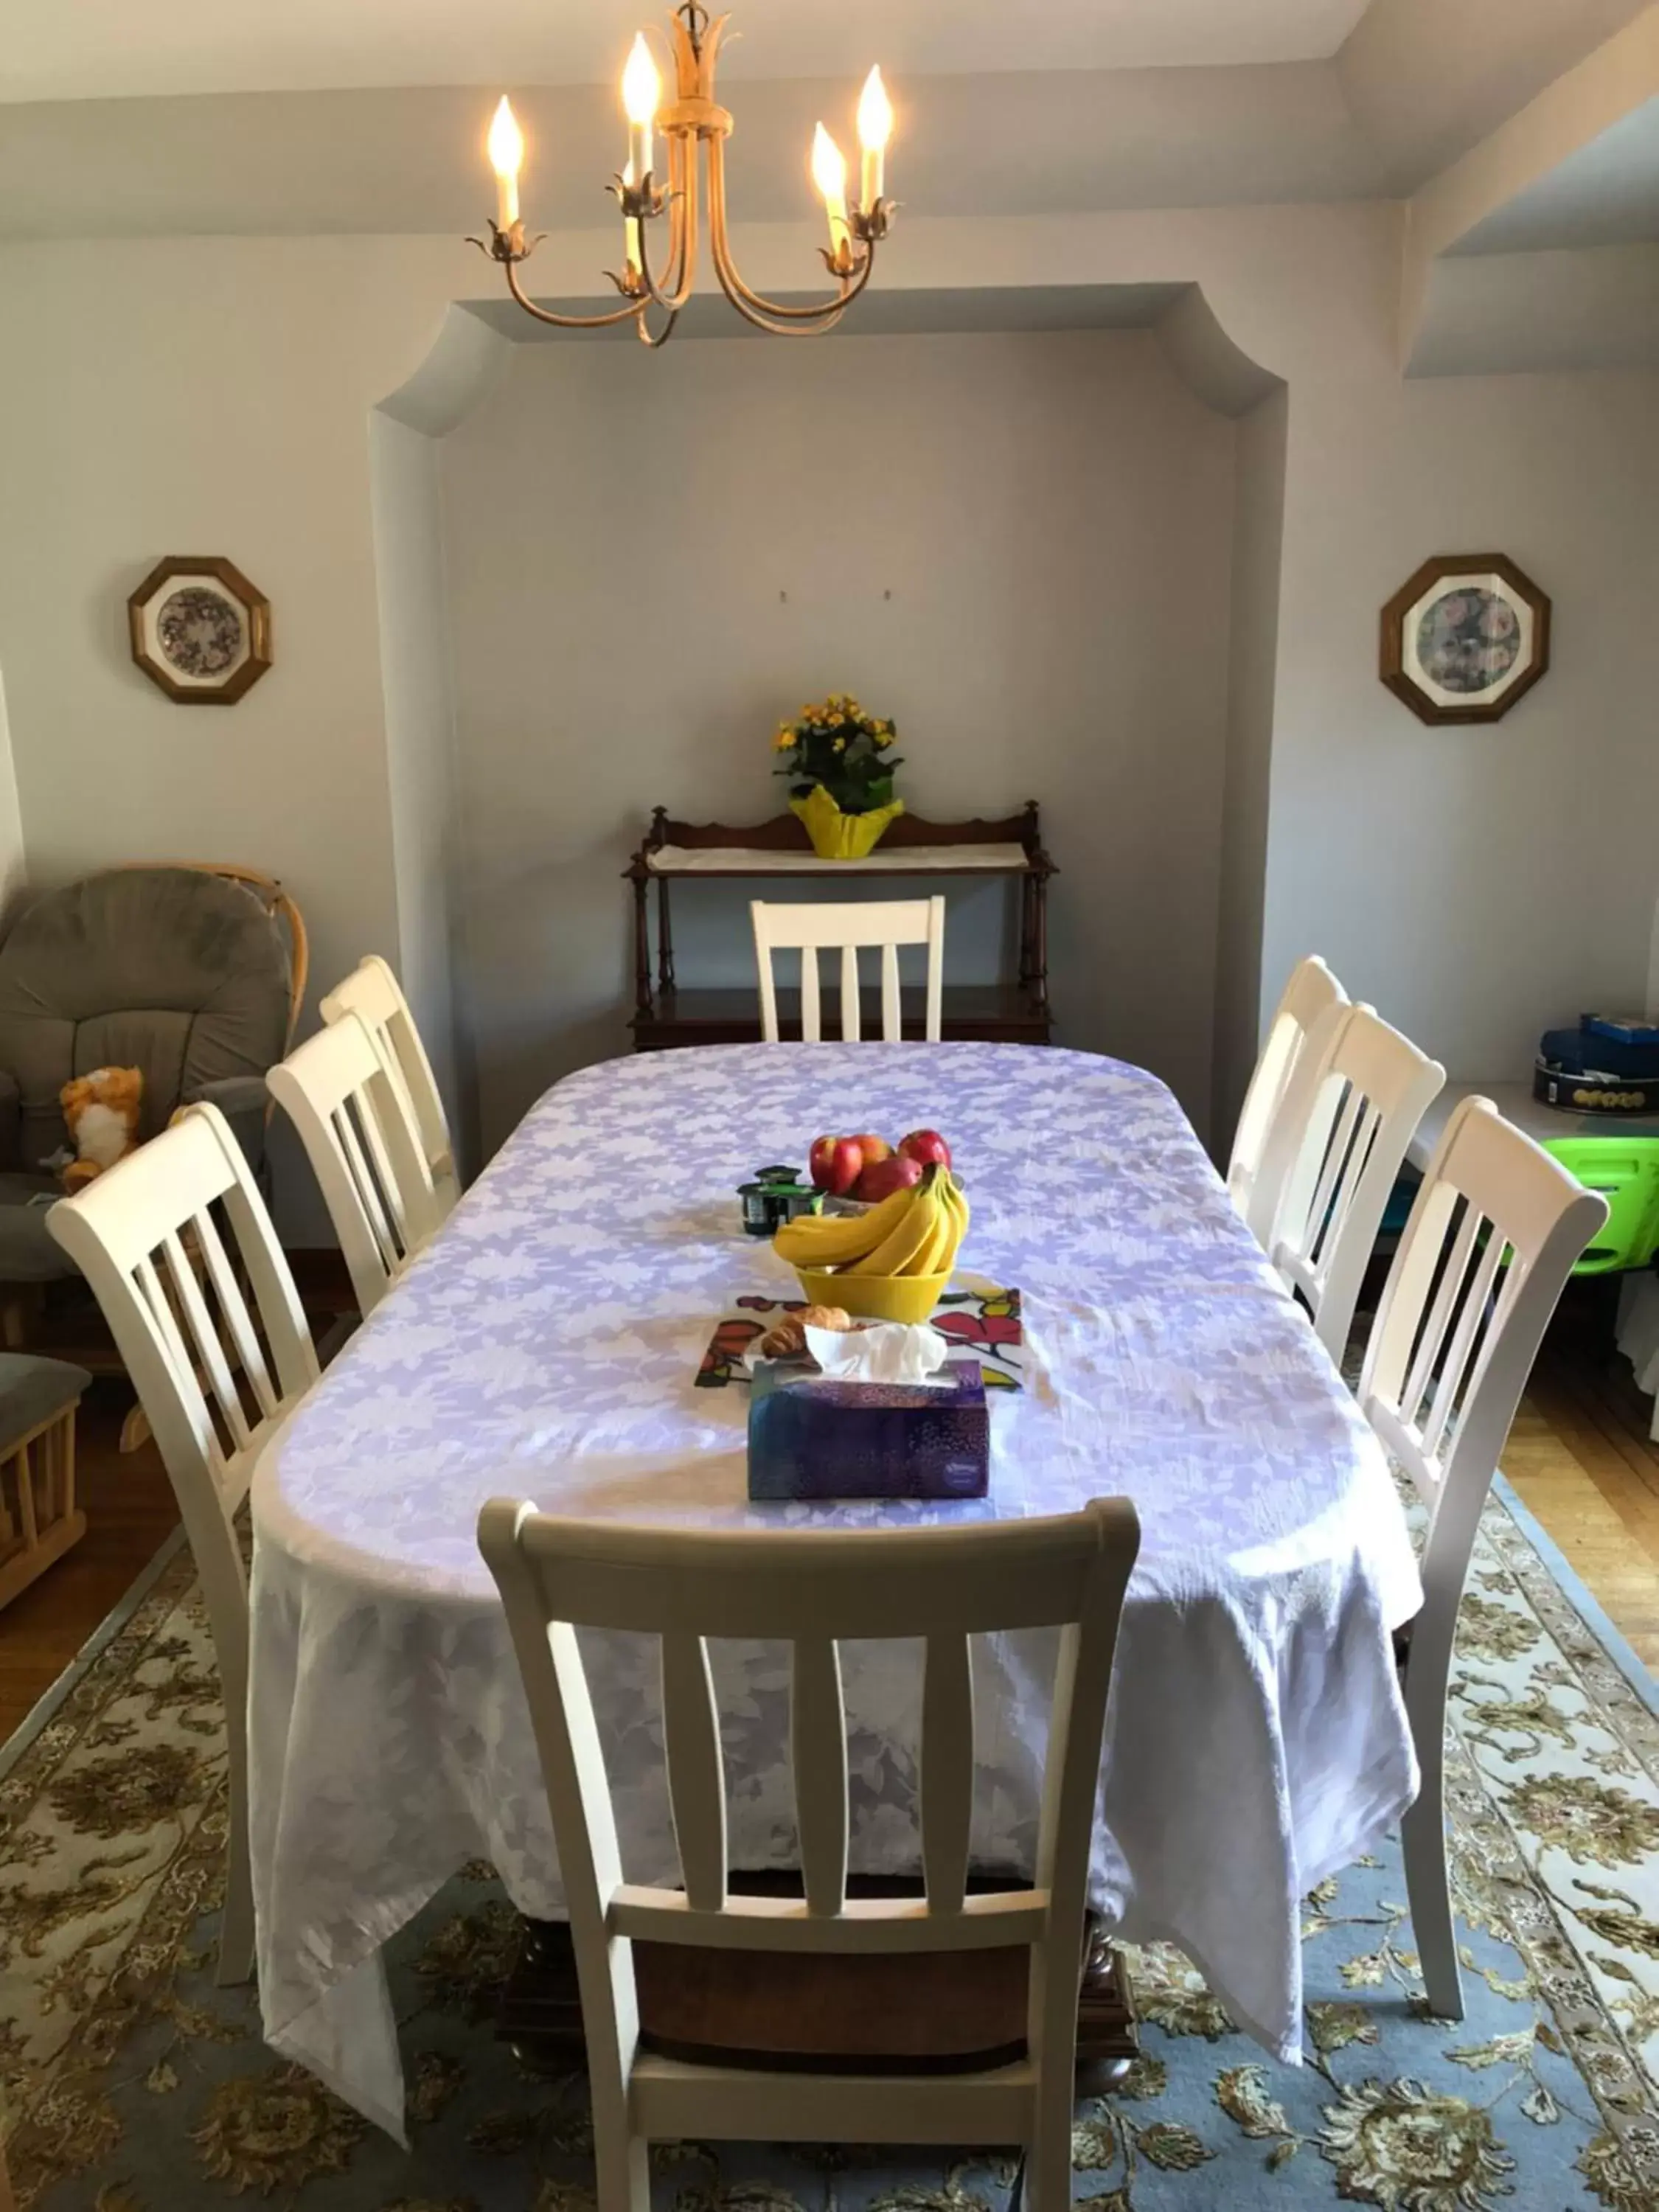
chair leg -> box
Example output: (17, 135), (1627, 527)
(1023, 2064), (1078, 2212)
(216, 1744), (256, 1987)
(119, 1399), (154, 1454)
(592, 2123), (649, 2212)
(1402, 1752), (1463, 2020)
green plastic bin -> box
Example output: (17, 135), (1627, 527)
(1539, 1135), (1659, 1275)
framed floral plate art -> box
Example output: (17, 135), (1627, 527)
(128, 555), (271, 704)
(1380, 552), (1550, 726)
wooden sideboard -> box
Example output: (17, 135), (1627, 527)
(626, 803), (1056, 1050)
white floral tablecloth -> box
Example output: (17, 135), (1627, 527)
(248, 1043), (1421, 2141)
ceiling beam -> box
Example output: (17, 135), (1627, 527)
(1400, 6), (1659, 362)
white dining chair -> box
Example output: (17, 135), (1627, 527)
(46, 1103), (321, 1984)
(1228, 954), (1349, 1245)
(1267, 1003), (1447, 1361)
(321, 952), (459, 1211)
(267, 1012), (444, 1318)
(479, 1497), (1140, 2212)
(751, 896), (946, 1043)
(1357, 1096), (1607, 2019)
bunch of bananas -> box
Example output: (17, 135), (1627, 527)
(773, 1162), (968, 1279)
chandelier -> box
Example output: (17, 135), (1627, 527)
(472, 3), (895, 347)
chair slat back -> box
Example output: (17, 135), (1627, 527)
(1269, 1004), (1446, 1358)
(1360, 1097), (1607, 1523)
(921, 1631), (975, 1915)
(47, 1102), (317, 1534)
(479, 1501), (1138, 1985)
(1229, 955), (1349, 1242)
(1359, 1097), (1607, 1790)
(751, 897), (947, 1043)
(660, 1630), (728, 1913)
(320, 953), (456, 1198)
(46, 1101), (315, 1989)
(268, 1012), (441, 1316)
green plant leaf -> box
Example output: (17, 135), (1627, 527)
(1135, 2122), (1214, 2172)
(1071, 2112), (1120, 2170)
(1307, 2000), (1380, 2053)
(1447, 2027), (1535, 2069)
(1521, 2082), (1559, 2126)
(1215, 2064), (1292, 2139)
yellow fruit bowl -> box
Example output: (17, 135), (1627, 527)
(793, 1266), (954, 1325)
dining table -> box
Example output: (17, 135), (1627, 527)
(248, 1040), (1422, 2144)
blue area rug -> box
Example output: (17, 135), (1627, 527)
(2, 1470), (1657, 2211)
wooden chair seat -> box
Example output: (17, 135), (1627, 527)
(637, 1937), (1029, 2073)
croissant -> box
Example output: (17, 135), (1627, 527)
(758, 1305), (855, 1358)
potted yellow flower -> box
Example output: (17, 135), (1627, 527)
(773, 695), (905, 860)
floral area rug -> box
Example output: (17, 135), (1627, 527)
(2, 1480), (1658, 2212)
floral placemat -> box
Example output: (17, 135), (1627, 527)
(696, 1284), (1026, 1390)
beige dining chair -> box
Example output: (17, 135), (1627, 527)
(46, 1103), (321, 1984)
(479, 1498), (1140, 2212)
(321, 953), (459, 1211)
(1267, 1004), (1446, 1361)
(751, 896), (946, 1042)
(1228, 954), (1349, 1246)
(268, 1012), (445, 1318)
(1357, 1096), (1607, 2019)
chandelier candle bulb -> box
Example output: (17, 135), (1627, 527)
(622, 34), (660, 192)
(857, 66), (891, 209)
(812, 122), (852, 267)
(622, 159), (642, 277)
(487, 95), (524, 230)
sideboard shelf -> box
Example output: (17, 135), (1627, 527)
(627, 803), (1056, 1050)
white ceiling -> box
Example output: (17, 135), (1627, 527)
(0, 0), (1373, 105)
(0, 71), (1385, 240)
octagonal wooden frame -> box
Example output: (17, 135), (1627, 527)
(128, 555), (272, 706)
(1380, 552), (1551, 726)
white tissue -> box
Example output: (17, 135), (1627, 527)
(804, 1321), (953, 1386)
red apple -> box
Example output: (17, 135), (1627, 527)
(850, 1133), (892, 1165)
(853, 1152), (923, 1205)
(809, 1135), (864, 1197)
(897, 1128), (952, 1170)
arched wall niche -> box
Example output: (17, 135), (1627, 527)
(369, 282), (1288, 1168)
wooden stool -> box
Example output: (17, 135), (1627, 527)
(0, 1354), (90, 1612)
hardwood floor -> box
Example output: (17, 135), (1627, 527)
(0, 1379), (178, 1741)
(1507, 1290), (1659, 1672)
(2, 1279), (1657, 1750)
(0, 1252), (353, 1745)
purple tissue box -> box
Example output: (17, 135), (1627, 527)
(747, 1359), (990, 1500)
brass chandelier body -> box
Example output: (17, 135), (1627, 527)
(471, 3), (894, 349)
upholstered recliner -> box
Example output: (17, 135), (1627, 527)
(0, 866), (305, 1295)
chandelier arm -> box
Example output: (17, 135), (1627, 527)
(502, 257), (649, 332)
(712, 217), (875, 330)
(636, 305), (682, 349)
(636, 132), (698, 313)
(709, 260), (853, 337)
(707, 134), (871, 322)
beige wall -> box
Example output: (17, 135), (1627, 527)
(1259, 364), (1659, 1076)
(0, 237), (464, 1006)
(439, 328), (1238, 1152)
(0, 209), (1655, 1205)
(1212, 385), (1289, 1144)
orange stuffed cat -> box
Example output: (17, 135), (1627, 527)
(59, 1066), (144, 1192)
